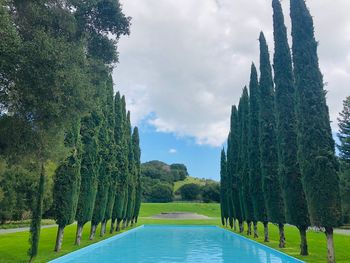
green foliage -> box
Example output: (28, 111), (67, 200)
(178, 183), (201, 201)
(53, 121), (82, 228)
(291, 0), (342, 227)
(238, 87), (255, 223)
(75, 113), (101, 226)
(148, 183), (173, 203)
(220, 148), (228, 225)
(132, 127), (142, 221)
(228, 106), (244, 223)
(272, 0), (309, 229)
(248, 64), (267, 224)
(201, 183), (220, 203)
(258, 32), (285, 224)
(338, 96), (350, 163)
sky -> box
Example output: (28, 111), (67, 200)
(112, 0), (350, 181)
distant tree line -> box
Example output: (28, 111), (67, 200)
(0, 0), (142, 261)
(220, 1), (345, 263)
(140, 160), (220, 203)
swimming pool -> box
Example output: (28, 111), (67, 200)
(50, 225), (304, 263)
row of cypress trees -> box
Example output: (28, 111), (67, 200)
(53, 90), (142, 251)
(220, 1), (342, 262)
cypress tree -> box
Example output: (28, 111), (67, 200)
(229, 106), (245, 232)
(74, 112), (100, 245)
(125, 111), (136, 227)
(272, 0), (310, 255)
(259, 32), (286, 248)
(338, 96), (350, 162)
(132, 127), (142, 224)
(248, 63), (268, 240)
(111, 95), (128, 232)
(52, 120), (82, 251)
(101, 78), (117, 237)
(238, 87), (255, 235)
(290, 1), (342, 261)
(220, 148), (228, 226)
(90, 76), (111, 240)
(226, 134), (236, 229)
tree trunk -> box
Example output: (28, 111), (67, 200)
(89, 224), (96, 240)
(131, 219), (134, 227)
(247, 221), (252, 235)
(278, 223), (286, 248)
(116, 218), (122, 232)
(135, 216), (138, 224)
(126, 219), (130, 227)
(253, 221), (258, 238)
(298, 227), (308, 256)
(325, 227), (336, 263)
(54, 226), (64, 252)
(263, 222), (269, 242)
(110, 219), (115, 234)
(239, 221), (244, 233)
(233, 219), (237, 232)
(100, 221), (106, 237)
(122, 219), (126, 229)
(75, 224), (83, 245)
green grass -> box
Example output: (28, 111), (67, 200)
(173, 177), (207, 192)
(0, 219), (55, 229)
(0, 203), (349, 263)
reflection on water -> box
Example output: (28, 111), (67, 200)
(52, 226), (302, 263)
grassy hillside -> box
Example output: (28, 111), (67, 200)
(173, 176), (207, 192)
(0, 202), (350, 263)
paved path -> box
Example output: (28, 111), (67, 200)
(150, 212), (211, 219)
(0, 224), (57, 234)
(334, 229), (350, 236)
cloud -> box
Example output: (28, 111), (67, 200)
(169, 148), (177, 154)
(114, 0), (350, 147)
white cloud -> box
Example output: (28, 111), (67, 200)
(114, 0), (350, 146)
(169, 148), (177, 154)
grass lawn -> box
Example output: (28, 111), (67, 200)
(0, 202), (349, 262)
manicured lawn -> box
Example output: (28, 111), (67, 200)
(0, 219), (55, 229)
(0, 203), (349, 262)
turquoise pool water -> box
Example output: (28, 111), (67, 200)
(50, 225), (304, 263)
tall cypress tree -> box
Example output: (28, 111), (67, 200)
(290, 1), (342, 261)
(132, 127), (142, 224)
(125, 111), (136, 227)
(272, 0), (310, 255)
(226, 134), (236, 229)
(90, 75), (111, 240)
(248, 63), (268, 240)
(111, 95), (129, 232)
(338, 96), (350, 162)
(220, 148), (228, 226)
(52, 120), (82, 251)
(229, 106), (245, 232)
(74, 111), (100, 245)
(238, 87), (255, 235)
(101, 78), (117, 236)
(259, 32), (286, 248)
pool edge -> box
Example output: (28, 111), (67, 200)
(48, 225), (145, 263)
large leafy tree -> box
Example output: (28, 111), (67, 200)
(238, 87), (255, 236)
(1, 1), (91, 260)
(272, 0), (310, 255)
(248, 63), (268, 240)
(291, 1), (342, 261)
(259, 32), (286, 248)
